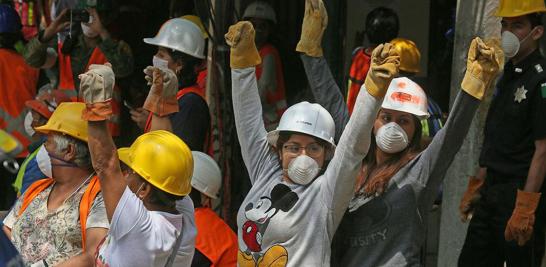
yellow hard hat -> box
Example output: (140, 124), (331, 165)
(390, 38), (421, 74)
(181, 15), (208, 39)
(34, 102), (88, 142)
(496, 0), (546, 17)
(118, 130), (194, 196)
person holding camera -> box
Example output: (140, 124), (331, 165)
(23, 0), (133, 137)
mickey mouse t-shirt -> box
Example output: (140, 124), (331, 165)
(231, 67), (382, 266)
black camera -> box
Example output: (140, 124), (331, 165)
(70, 9), (90, 23)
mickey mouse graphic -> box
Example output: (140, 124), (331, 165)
(238, 184), (299, 267)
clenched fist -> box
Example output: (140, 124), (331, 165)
(225, 21), (261, 69)
(364, 43), (400, 98)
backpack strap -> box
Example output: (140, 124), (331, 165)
(79, 175), (101, 250)
(18, 178), (54, 217)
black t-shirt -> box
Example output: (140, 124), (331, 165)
(479, 49), (546, 178)
(169, 92), (211, 152)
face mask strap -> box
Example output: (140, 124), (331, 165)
(135, 182), (146, 198)
(48, 152), (79, 168)
(520, 26), (538, 44)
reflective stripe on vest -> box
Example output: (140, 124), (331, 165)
(255, 44), (287, 119)
(195, 208), (238, 266)
(57, 43), (121, 136)
(18, 176), (101, 250)
(13, 146), (41, 195)
(347, 47), (371, 115)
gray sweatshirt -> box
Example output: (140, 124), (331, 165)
(232, 67), (381, 266)
(301, 55), (479, 267)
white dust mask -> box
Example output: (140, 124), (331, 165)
(36, 145), (52, 177)
(375, 122), (409, 154)
(153, 56), (169, 69)
(501, 28), (536, 59)
(81, 23), (99, 38)
(24, 112), (35, 137)
(287, 155), (320, 185)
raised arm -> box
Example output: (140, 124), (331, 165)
(410, 38), (503, 209)
(80, 63), (125, 221)
(24, 9), (71, 68)
(296, 0), (349, 142)
(225, 22), (280, 184)
(324, 42), (399, 225)
(141, 66), (180, 132)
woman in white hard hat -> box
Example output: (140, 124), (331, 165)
(225, 1), (400, 261)
(131, 18), (210, 152)
(295, 0), (504, 266)
(78, 63), (196, 266)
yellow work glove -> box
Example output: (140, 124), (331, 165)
(296, 0), (328, 57)
(79, 63), (115, 121)
(142, 66), (179, 116)
(225, 21), (261, 69)
(459, 176), (485, 222)
(364, 43), (400, 99)
(505, 190), (542, 246)
(461, 37), (504, 100)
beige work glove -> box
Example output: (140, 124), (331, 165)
(459, 176), (485, 222)
(505, 190), (542, 246)
(225, 21), (261, 69)
(461, 37), (504, 100)
(364, 43), (400, 99)
(79, 63), (115, 121)
(296, 0), (328, 57)
(142, 66), (179, 116)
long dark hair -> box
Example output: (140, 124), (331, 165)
(356, 115), (423, 196)
(168, 50), (202, 88)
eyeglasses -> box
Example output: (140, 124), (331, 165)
(282, 143), (324, 157)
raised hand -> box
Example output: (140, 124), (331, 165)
(364, 43), (400, 98)
(225, 21), (261, 69)
(296, 0), (328, 57)
(461, 37), (504, 100)
(142, 66), (179, 116)
(79, 63), (115, 121)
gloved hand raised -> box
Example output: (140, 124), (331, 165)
(79, 63), (115, 121)
(364, 43), (400, 99)
(225, 21), (261, 69)
(505, 190), (542, 246)
(142, 66), (179, 116)
(459, 176), (485, 222)
(296, 0), (328, 57)
(461, 37), (504, 100)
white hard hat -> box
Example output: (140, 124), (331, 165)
(382, 77), (429, 119)
(144, 18), (205, 59)
(243, 1), (277, 24)
(191, 151), (222, 199)
(267, 101), (336, 149)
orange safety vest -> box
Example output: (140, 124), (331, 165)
(195, 207), (238, 267)
(346, 47), (372, 115)
(17, 176), (101, 250)
(144, 85), (213, 155)
(0, 49), (39, 157)
(196, 66), (207, 97)
(57, 43), (121, 136)
(255, 44), (287, 122)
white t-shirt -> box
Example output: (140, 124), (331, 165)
(95, 187), (194, 267)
